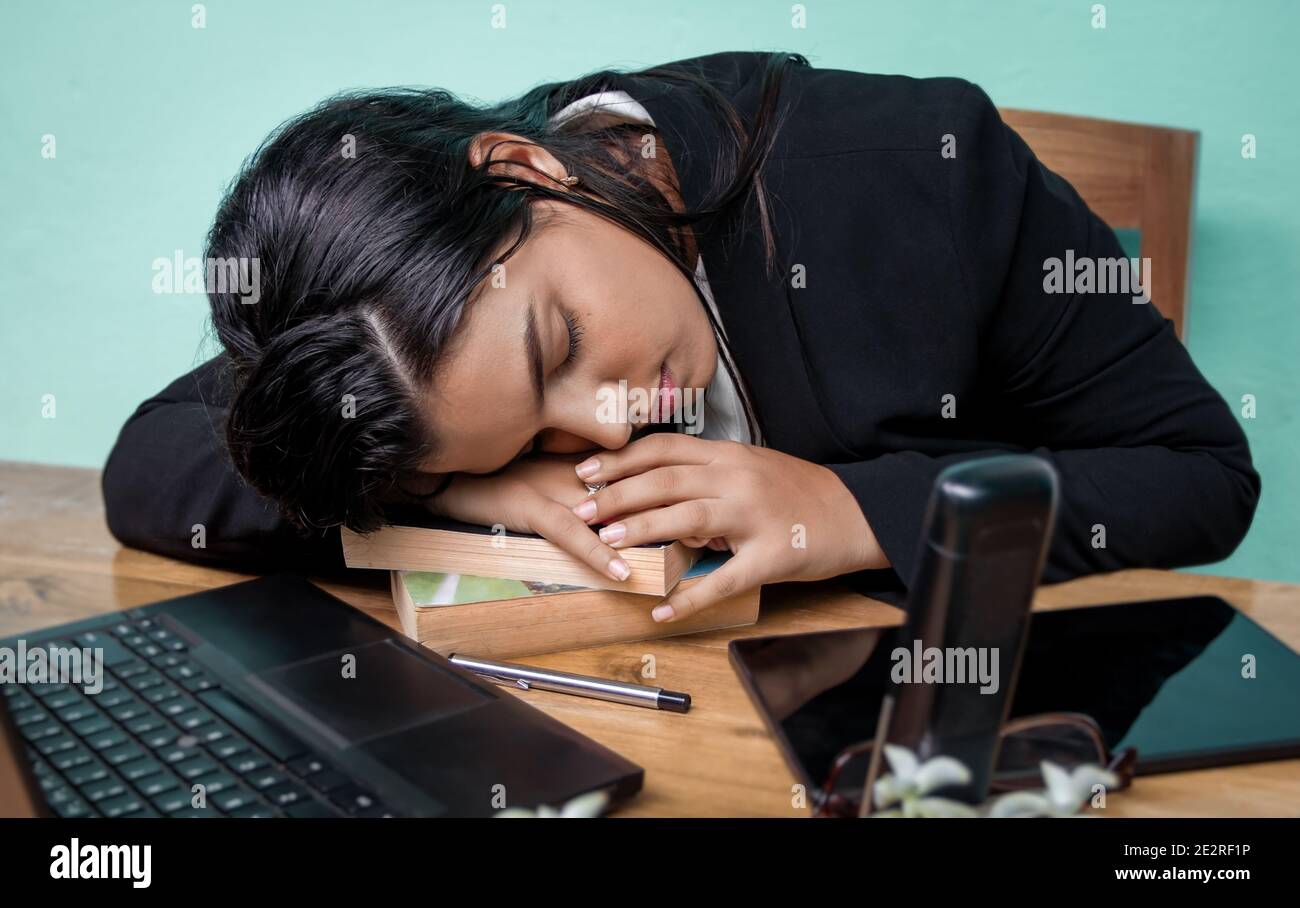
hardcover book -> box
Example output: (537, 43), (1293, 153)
(344, 511), (696, 596)
(389, 552), (758, 659)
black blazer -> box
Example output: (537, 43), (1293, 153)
(102, 51), (1260, 592)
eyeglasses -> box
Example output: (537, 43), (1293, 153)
(813, 712), (1138, 818)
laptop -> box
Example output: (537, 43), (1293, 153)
(0, 574), (642, 818)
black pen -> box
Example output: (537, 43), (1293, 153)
(449, 654), (691, 713)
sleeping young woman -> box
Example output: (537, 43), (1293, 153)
(102, 50), (1259, 622)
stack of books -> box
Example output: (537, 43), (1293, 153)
(341, 512), (760, 659)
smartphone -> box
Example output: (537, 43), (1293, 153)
(860, 454), (1059, 811)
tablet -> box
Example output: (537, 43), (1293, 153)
(729, 596), (1300, 802)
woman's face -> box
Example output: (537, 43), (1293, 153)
(420, 196), (718, 476)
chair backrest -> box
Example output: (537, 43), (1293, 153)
(998, 108), (1199, 340)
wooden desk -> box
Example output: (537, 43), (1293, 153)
(2, 461), (1297, 817)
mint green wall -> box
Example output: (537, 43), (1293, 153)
(3, 1), (1296, 582)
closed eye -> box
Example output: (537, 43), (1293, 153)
(511, 309), (583, 464)
(561, 308), (584, 368)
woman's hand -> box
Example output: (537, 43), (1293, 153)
(425, 455), (634, 583)
(571, 435), (889, 621)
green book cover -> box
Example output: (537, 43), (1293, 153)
(399, 551), (728, 607)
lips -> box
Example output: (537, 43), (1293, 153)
(656, 363), (678, 423)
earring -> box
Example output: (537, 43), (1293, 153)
(560, 175), (580, 187)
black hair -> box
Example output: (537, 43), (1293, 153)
(207, 51), (807, 533)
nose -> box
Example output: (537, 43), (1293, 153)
(536, 379), (638, 455)
(536, 422), (631, 455)
(539, 388), (634, 453)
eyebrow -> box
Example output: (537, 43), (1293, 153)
(523, 295), (545, 409)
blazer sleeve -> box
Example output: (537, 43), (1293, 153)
(101, 355), (343, 571)
(827, 83), (1260, 589)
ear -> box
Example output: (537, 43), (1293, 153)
(468, 131), (570, 189)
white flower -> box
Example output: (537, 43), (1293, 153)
(988, 761), (1119, 818)
(870, 744), (978, 818)
(495, 790), (609, 818)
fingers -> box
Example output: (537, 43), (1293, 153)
(574, 466), (716, 526)
(574, 433), (714, 484)
(681, 536), (729, 550)
(598, 499), (735, 549)
(652, 554), (753, 623)
(530, 498), (631, 583)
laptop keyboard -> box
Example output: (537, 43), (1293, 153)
(5, 615), (396, 818)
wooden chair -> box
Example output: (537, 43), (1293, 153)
(998, 108), (1199, 340)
